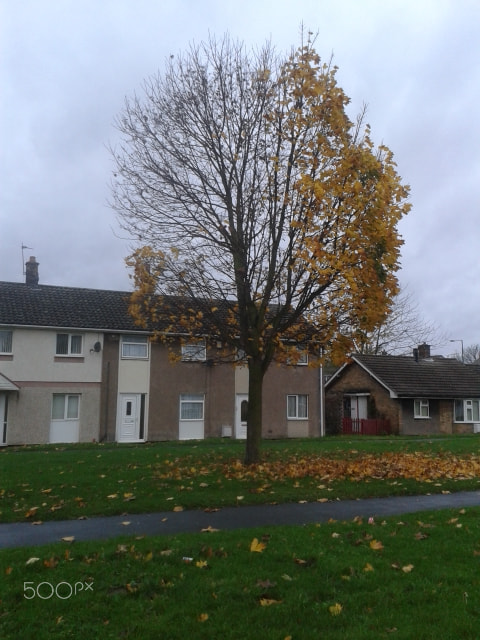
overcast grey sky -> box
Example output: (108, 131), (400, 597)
(1, 0), (478, 355)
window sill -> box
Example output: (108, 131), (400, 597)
(54, 356), (85, 363)
(0, 354), (13, 361)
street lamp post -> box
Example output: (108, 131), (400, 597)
(450, 339), (464, 363)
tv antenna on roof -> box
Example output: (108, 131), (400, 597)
(21, 244), (33, 275)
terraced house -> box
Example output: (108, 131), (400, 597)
(0, 257), (322, 445)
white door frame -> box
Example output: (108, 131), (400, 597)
(235, 394), (248, 439)
(0, 393), (7, 445)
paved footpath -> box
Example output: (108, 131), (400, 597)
(2, 490), (480, 549)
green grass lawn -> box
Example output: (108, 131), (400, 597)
(2, 436), (480, 523)
(1, 507), (480, 639)
(2, 437), (480, 638)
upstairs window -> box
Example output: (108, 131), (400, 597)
(56, 333), (83, 356)
(181, 340), (206, 361)
(414, 399), (430, 418)
(455, 399), (480, 423)
(0, 330), (12, 354)
(121, 335), (149, 359)
(286, 346), (308, 365)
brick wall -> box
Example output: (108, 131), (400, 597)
(325, 363), (400, 434)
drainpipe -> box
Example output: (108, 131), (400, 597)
(319, 346), (325, 437)
(101, 361), (110, 442)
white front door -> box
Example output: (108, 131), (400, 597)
(351, 396), (368, 420)
(117, 394), (141, 442)
(235, 394), (248, 439)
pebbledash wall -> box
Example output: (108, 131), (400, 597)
(100, 336), (321, 444)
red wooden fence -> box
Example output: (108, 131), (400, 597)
(342, 418), (392, 435)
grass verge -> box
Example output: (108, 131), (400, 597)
(2, 436), (480, 523)
(1, 506), (479, 639)
(2, 436), (480, 524)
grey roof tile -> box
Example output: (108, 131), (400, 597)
(353, 353), (480, 398)
(0, 282), (143, 332)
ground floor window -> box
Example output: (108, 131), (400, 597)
(455, 399), (480, 423)
(52, 394), (80, 420)
(414, 399), (430, 418)
(287, 394), (308, 419)
(180, 394), (204, 420)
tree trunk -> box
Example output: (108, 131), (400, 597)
(244, 357), (264, 465)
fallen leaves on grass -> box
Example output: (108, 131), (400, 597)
(260, 598), (282, 606)
(216, 452), (480, 484)
(250, 537), (267, 553)
(329, 603), (343, 616)
(369, 539), (384, 551)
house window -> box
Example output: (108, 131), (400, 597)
(52, 394), (80, 420)
(287, 394), (308, 419)
(414, 399), (430, 418)
(181, 340), (206, 361)
(121, 335), (149, 359)
(296, 351), (308, 365)
(287, 346), (308, 365)
(180, 394), (204, 420)
(0, 330), (12, 354)
(56, 333), (83, 356)
(455, 399), (480, 423)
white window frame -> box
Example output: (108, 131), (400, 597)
(181, 340), (206, 362)
(0, 330), (13, 354)
(180, 394), (205, 420)
(414, 398), (430, 419)
(52, 394), (80, 420)
(287, 346), (308, 365)
(287, 394), (308, 420)
(56, 333), (83, 356)
(454, 399), (480, 423)
(121, 335), (149, 359)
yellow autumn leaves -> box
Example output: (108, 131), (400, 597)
(250, 537), (267, 553)
(149, 451), (480, 487)
(222, 451), (480, 483)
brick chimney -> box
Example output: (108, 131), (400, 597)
(25, 256), (39, 286)
(418, 343), (431, 359)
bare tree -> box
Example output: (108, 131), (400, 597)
(110, 33), (410, 463)
(453, 343), (480, 364)
(351, 289), (447, 355)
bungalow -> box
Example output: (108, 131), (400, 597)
(0, 257), (321, 445)
(325, 344), (480, 436)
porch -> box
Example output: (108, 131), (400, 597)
(342, 417), (392, 435)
